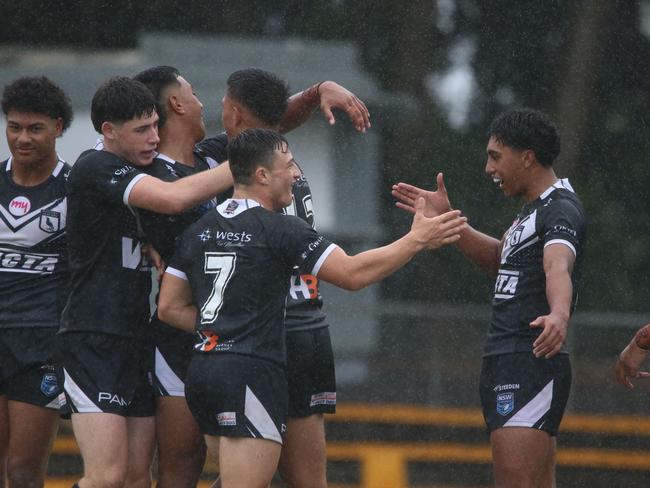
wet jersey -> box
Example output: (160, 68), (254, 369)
(198, 133), (328, 331)
(485, 179), (586, 356)
(0, 157), (70, 329)
(167, 198), (337, 366)
(60, 150), (151, 338)
(139, 152), (218, 263)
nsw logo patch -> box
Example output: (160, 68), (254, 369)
(496, 392), (514, 416)
(40, 372), (59, 397)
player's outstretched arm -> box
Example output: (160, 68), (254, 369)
(392, 172), (501, 275)
(158, 273), (197, 333)
(279, 81), (371, 134)
(530, 244), (575, 358)
(318, 199), (467, 291)
(615, 324), (650, 389)
(128, 162), (234, 214)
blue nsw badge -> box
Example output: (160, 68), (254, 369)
(496, 392), (514, 416)
(40, 372), (59, 397)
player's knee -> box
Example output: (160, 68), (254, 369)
(279, 465), (327, 488)
(6, 457), (45, 487)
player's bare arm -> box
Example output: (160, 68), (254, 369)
(318, 200), (467, 290)
(158, 273), (197, 333)
(615, 324), (650, 389)
(128, 162), (233, 214)
(392, 172), (501, 275)
(530, 243), (575, 358)
(279, 81), (370, 134)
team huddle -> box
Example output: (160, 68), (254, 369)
(2, 65), (640, 488)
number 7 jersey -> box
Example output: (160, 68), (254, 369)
(166, 198), (337, 366)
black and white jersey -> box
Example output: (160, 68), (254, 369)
(60, 150), (152, 338)
(485, 179), (587, 356)
(167, 198), (337, 366)
(198, 133), (328, 331)
(0, 157), (70, 329)
(139, 153), (218, 263)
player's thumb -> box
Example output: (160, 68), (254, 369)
(322, 105), (335, 125)
(414, 197), (425, 215)
(530, 317), (545, 329)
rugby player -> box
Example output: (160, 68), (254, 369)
(132, 65), (370, 487)
(57, 76), (233, 488)
(0, 76), (72, 488)
(157, 128), (467, 488)
(615, 323), (650, 389)
(392, 108), (586, 488)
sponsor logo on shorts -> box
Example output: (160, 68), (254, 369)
(496, 392), (514, 416)
(217, 411), (237, 426)
(310, 392), (336, 407)
(8, 196), (31, 216)
(98, 392), (129, 407)
(40, 372), (59, 397)
(493, 383), (520, 392)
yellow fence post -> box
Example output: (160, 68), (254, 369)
(359, 445), (408, 488)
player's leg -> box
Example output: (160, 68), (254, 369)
(6, 401), (59, 487)
(72, 412), (129, 488)
(491, 427), (554, 487)
(539, 436), (557, 488)
(218, 436), (281, 488)
(279, 414), (327, 488)
(0, 396), (9, 485)
(155, 396), (206, 487)
(125, 415), (156, 488)
(278, 327), (335, 488)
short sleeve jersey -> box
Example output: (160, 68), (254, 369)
(60, 150), (152, 337)
(167, 198), (337, 366)
(139, 152), (218, 262)
(0, 157), (70, 329)
(485, 179), (587, 356)
(198, 133), (328, 331)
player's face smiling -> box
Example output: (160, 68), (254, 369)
(6, 111), (62, 169)
(176, 76), (205, 141)
(268, 148), (300, 210)
(485, 137), (528, 198)
(109, 113), (160, 166)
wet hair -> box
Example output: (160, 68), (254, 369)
(90, 76), (157, 133)
(227, 128), (288, 185)
(1, 76), (73, 132)
(133, 66), (180, 129)
(226, 68), (290, 127)
(487, 108), (560, 167)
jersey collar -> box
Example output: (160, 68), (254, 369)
(539, 178), (574, 200)
(217, 198), (261, 218)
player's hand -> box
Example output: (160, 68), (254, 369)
(411, 198), (467, 250)
(318, 81), (371, 133)
(530, 313), (568, 358)
(615, 341), (650, 389)
(392, 172), (453, 218)
(142, 243), (166, 283)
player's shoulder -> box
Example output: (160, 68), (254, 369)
(196, 132), (228, 163)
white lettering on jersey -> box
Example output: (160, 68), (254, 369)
(494, 269), (520, 300)
(121, 237), (142, 269)
(0, 248), (58, 274)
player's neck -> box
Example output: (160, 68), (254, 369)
(10, 153), (58, 187)
(231, 188), (272, 210)
(157, 122), (200, 167)
(523, 167), (559, 202)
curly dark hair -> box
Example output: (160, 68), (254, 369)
(1, 76), (73, 132)
(227, 69), (290, 127)
(487, 108), (560, 167)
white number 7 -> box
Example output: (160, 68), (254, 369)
(200, 252), (236, 324)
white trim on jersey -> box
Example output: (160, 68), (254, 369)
(244, 385), (282, 444)
(156, 153), (176, 165)
(217, 199), (261, 218)
(154, 347), (185, 397)
(540, 178), (574, 200)
(7, 155), (66, 175)
(205, 156), (218, 169)
(166, 266), (188, 281)
(312, 243), (338, 276)
(122, 173), (148, 206)
(503, 379), (553, 428)
(63, 368), (100, 413)
(544, 238), (576, 256)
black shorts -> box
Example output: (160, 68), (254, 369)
(285, 326), (336, 417)
(185, 353), (287, 444)
(152, 316), (197, 397)
(480, 352), (571, 436)
(56, 332), (155, 417)
(0, 328), (63, 409)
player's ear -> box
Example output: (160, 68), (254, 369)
(254, 165), (271, 185)
(522, 149), (535, 168)
(54, 117), (64, 138)
(101, 121), (117, 140)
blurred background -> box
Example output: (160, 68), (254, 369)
(3, 0), (650, 486)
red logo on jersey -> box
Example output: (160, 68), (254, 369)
(8, 196), (31, 216)
(289, 273), (319, 300)
(197, 331), (220, 352)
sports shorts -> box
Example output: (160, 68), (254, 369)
(479, 352), (571, 436)
(152, 315), (197, 397)
(0, 328), (63, 409)
(185, 353), (287, 444)
(57, 332), (155, 417)
(285, 326), (336, 417)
